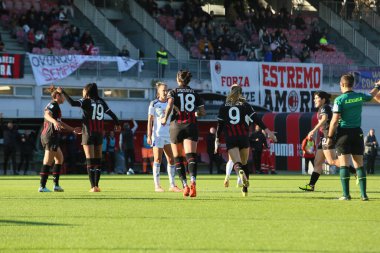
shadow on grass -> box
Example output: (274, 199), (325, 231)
(0, 219), (72, 226)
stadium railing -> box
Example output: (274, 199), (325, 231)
(319, 1), (380, 65)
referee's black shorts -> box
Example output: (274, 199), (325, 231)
(170, 122), (198, 144)
(335, 127), (364, 156)
(225, 136), (250, 150)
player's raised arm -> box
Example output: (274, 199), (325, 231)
(57, 87), (82, 107)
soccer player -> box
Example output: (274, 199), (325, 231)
(161, 70), (206, 198)
(215, 84), (276, 196)
(58, 84), (120, 192)
(299, 91), (334, 191)
(147, 82), (181, 192)
(326, 75), (380, 200)
(39, 86), (81, 192)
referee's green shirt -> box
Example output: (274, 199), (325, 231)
(332, 91), (372, 128)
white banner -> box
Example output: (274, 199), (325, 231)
(28, 54), (138, 86)
(259, 62), (323, 112)
(210, 60), (260, 104)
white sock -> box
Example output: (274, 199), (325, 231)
(226, 160), (234, 177)
(167, 164), (176, 187)
(237, 177), (242, 185)
(191, 176), (196, 183)
(153, 162), (160, 188)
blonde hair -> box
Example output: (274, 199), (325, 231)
(156, 81), (167, 98)
(48, 85), (60, 99)
(226, 84), (245, 104)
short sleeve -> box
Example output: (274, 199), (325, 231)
(148, 101), (155, 116)
(102, 100), (110, 113)
(332, 98), (342, 113)
(319, 105), (327, 115)
(217, 106), (224, 121)
(361, 93), (373, 102)
(45, 103), (55, 113)
(195, 92), (205, 108)
(167, 89), (175, 99)
(246, 103), (256, 119)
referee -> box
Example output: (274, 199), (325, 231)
(327, 74), (380, 201)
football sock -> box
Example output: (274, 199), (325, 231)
(167, 164), (176, 187)
(340, 166), (350, 197)
(226, 160), (234, 177)
(52, 164), (62, 186)
(356, 167), (367, 197)
(40, 165), (51, 188)
(174, 157), (187, 187)
(242, 164), (249, 180)
(94, 158), (101, 187)
(309, 172), (320, 186)
(153, 162), (161, 187)
(86, 158), (95, 188)
(349, 166), (356, 174)
(186, 153), (198, 183)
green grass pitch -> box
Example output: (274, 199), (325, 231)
(0, 174), (379, 253)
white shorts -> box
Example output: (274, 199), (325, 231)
(152, 136), (171, 148)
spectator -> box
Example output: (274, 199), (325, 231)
(250, 125), (267, 174)
(80, 30), (95, 55)
(118, 45), (130, 57)
(299, 44), (311, 63)
(1, 118), (20, 175)
(198, 36), (214, 60)
(294, 13), (307, 30)
(59, 0), (74, 18)
(61, 28), (73, 49)
(156, 46), (168, 78)
(365, 129), (378, 174)
(301, 136), (316, 174)
(319, 34), (335, 52)
(207, 127), (223, 174)
(35, 30), (46, 48)
(26, 28), (36, 52)
(120, 119), (138, 174)
(17, 132), (35, 175)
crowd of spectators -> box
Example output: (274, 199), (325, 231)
(0, 0), (97, 55)
(138, 0), (351, 64)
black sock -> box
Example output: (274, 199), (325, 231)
(40, 165), (51, 188)
(309, 172), (320, 186)
(349, 166), (356, 174)
(86, 158), (95, 188)
(186, 153), (198, 181)
(94, 158), (102, 187)
(174, 157), (187, 186)
(52, 164), (62, 186)
(242, 164), (249, 179)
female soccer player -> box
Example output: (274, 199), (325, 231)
(39, 86), (81, 192)
(299, 91), (334, 191)
(215, 84), (276, 196)
(326, 75), (380, 200)
(58, 83), (120, 192)
(161, 70), (206, 198)
(147, 82), (181, 192)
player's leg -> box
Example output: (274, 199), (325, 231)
(240, 148), (250, 196)
(299, 149), (324, 191)
(171, 142), (189, 197)
(336, 132), (352, 200)
(352, 154), (367, 200)
(93, 144), (103, 191)
(39, 149), (54, 192)
(224, 159), (233, 187)
(163, 143), (181, 192)
(52, 148), (64, 192)
(83, 144), (96, 191)
(183, 139), (198, 197)
(152, 144), (164, 192)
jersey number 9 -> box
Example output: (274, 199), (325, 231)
(91, 103), (104, 120)
(229, 107), (240, 124)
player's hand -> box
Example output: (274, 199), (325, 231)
(147, 136), (152, 146)
(114, 125), (121, 132)
(307, 130), (315, 138)
(375, 80), (380, 86)
(214, 138), (219, 154)
(53, 121), (63, 131)
(73, 127), (82, 135)
(57, 87), (63, 93)
(161, 117), (167, 126)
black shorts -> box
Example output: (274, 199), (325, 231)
(41, 134), (61, 152)
(170, 122), (198, 144)
(335, 127), (364, 156)
(82, 132), (103, 145)
(317, 136), (335, 150)
(225, 136), (250, 150)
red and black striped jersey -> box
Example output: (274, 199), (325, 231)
(168, 86), (204, 124)
(217, 101), (256, 138)
(42, 101), (62, 137)
(78, 98), (111, 134)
